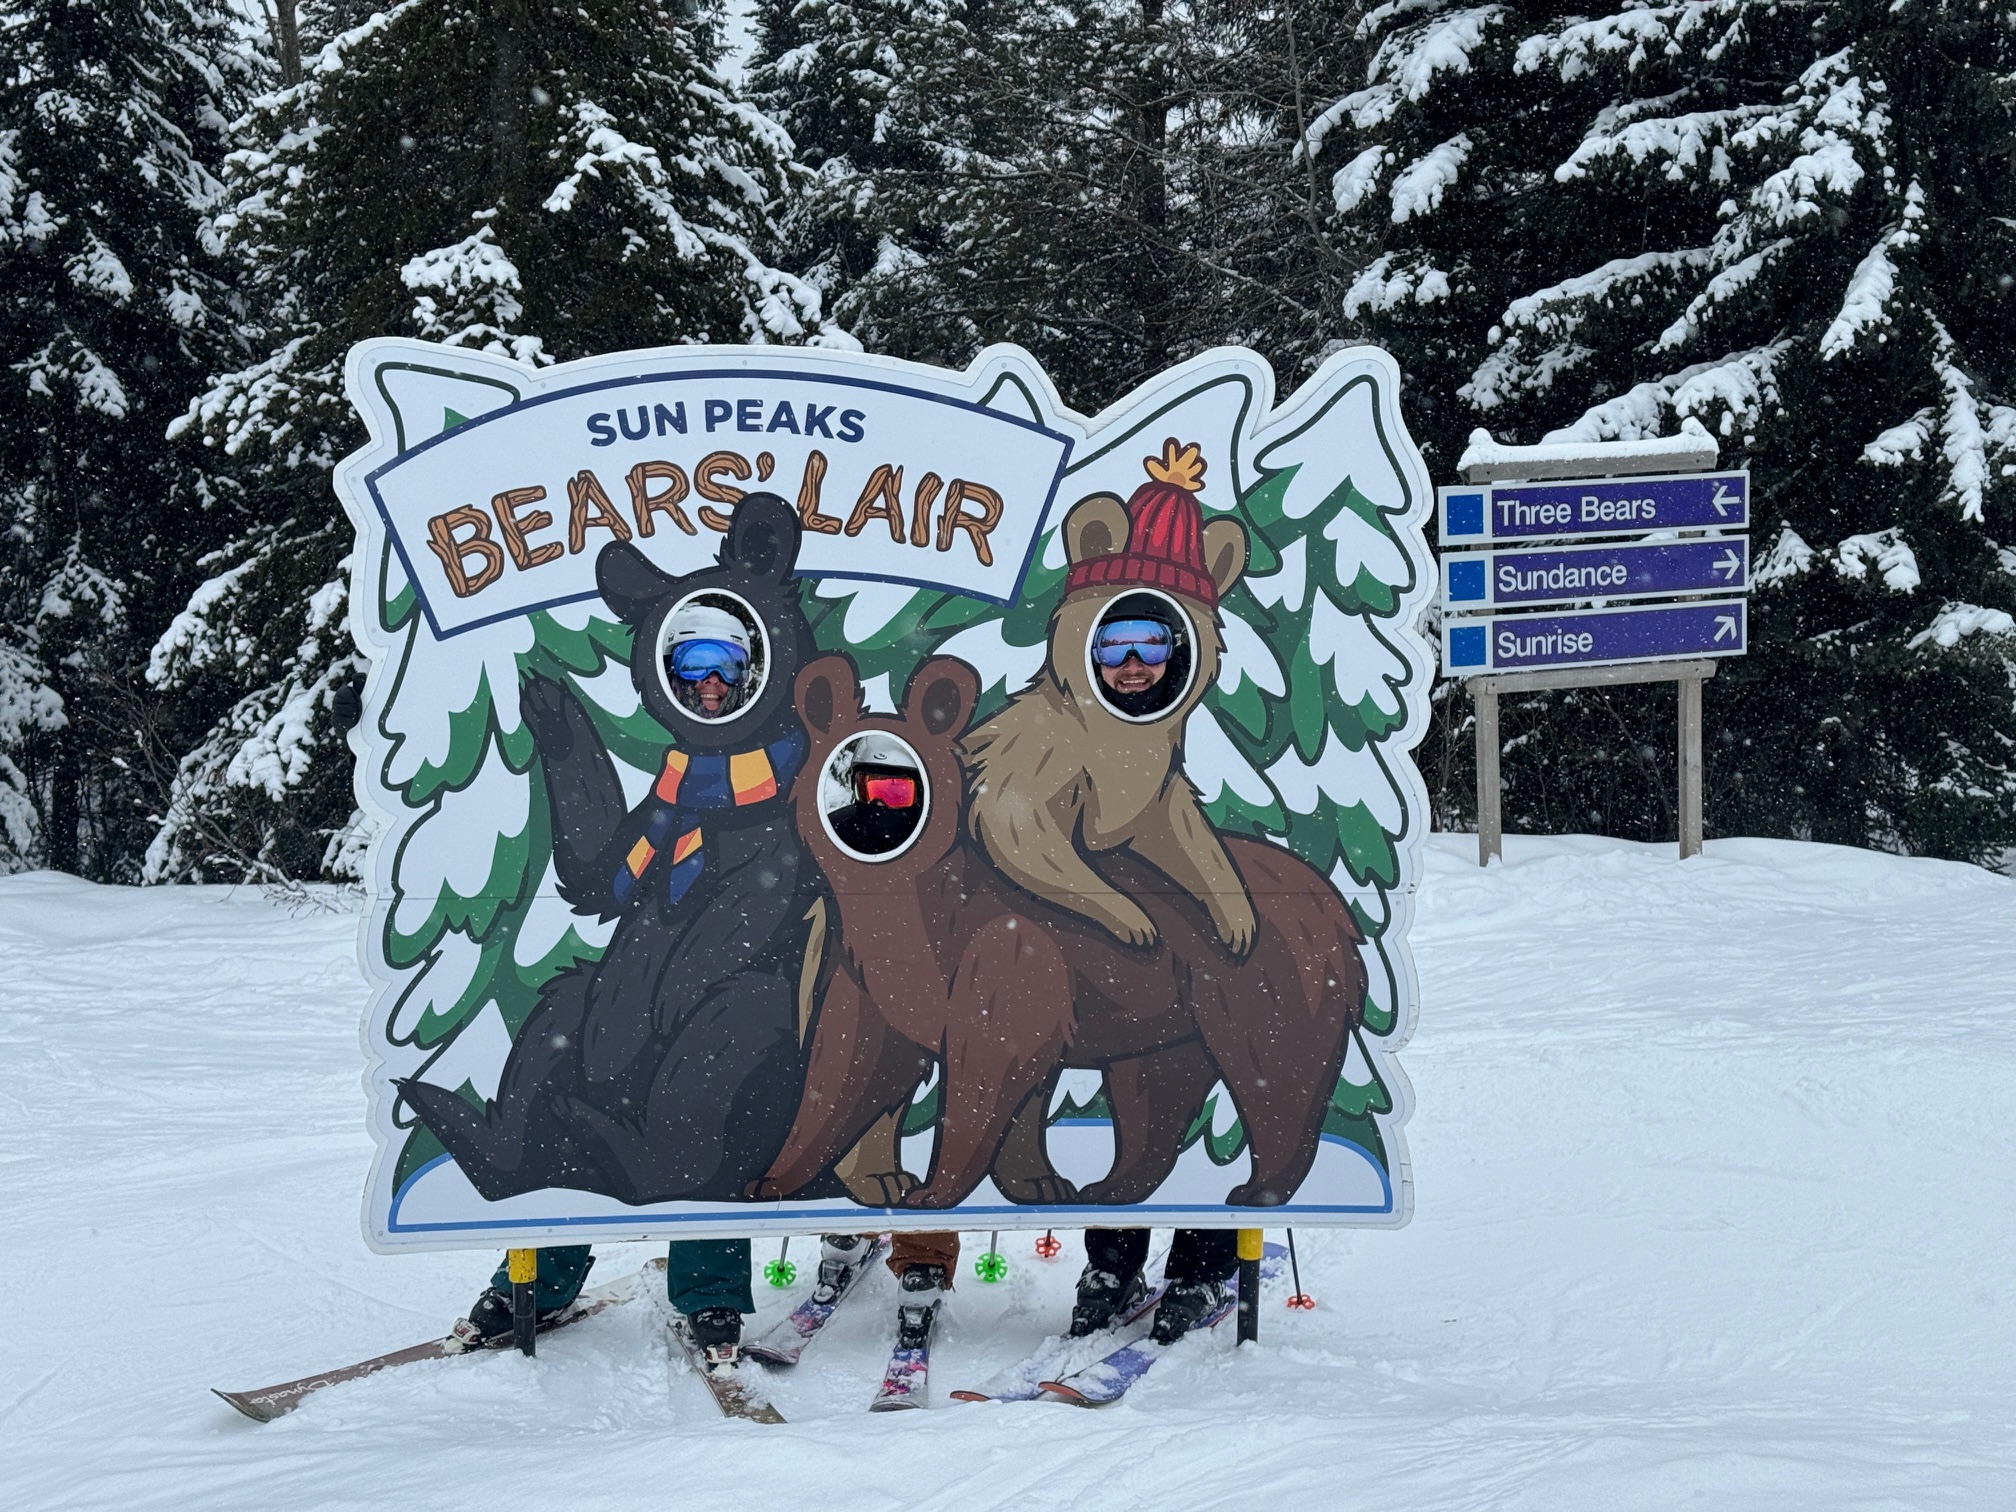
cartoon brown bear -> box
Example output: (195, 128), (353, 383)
(961, 438), (1256, 956)
(752, 652), (1367, 1211)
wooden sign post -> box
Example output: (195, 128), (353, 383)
(1439, 426), (1748, 865)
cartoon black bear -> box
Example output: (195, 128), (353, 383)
(399, 493), (824, 1206)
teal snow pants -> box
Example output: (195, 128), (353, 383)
(488, 1239), (753, 1316)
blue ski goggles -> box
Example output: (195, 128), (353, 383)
(666, 638), (749, 685)
(1091, 618), (1174, 668)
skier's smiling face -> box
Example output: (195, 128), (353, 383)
(1092, 616), (1174, 696)
(692, 672), (732, 716)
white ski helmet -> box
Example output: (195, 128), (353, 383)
(666, 602), (753, 654)
(847, 731), (917, 771)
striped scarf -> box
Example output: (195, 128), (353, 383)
(610, 727), (809, 908)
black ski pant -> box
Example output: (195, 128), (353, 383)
(1086, 1227), (1238, 1285)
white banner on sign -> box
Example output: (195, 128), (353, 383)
(361, 351), (1072, 637)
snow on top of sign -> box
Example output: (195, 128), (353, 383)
(1458, 416), (1718, 473)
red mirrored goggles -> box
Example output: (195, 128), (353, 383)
(855, 773), (919, 809)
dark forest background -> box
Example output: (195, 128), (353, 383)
(4, 0), (2013, 881)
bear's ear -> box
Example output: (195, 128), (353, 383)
(596, 541), (676, 625)
(1202, 516), (1248, 597)
(722, 491), (802, 582)
(796, 654), (862, 737)
(906, 656), (981, 739)
(1062, 493), (1129, 566)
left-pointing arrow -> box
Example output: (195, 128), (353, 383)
(1714, 614), (1738, 642)
(1714, 548), (1741, 580)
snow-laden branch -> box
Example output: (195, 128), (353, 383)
(1832, 528), (1920, 592)
(1390, 133), (1470, 222)
(1547, 342), (1790, 443)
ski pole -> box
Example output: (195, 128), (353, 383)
(765, 1235), (797, 1288)
(507, 1248), (538, 1357)
(1236, 1230), (1263, 1345)
(1286, 1228), (1316, 1309)
(976, 1230), (1007, 1282)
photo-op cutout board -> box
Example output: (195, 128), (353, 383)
(337, 338), (1435, 1250)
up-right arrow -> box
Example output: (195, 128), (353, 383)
(1714, 614), (1739, 642)
(1714, 548), (1742, 580)
(1711, 482), (1739, 516)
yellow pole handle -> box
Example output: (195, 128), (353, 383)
(1236, 1228), (1264, 1262)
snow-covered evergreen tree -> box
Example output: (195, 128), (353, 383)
(1314, 0), (2016, 861)
(756, 0), (1373, 411)
(0, 0), (255, 874)
(147, 0), (838, 881)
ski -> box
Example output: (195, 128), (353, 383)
(212, 1267), (646, 1423)
(658, 1292), (786, 1424)
(1039, 1243), (1287, 1407)
(869, 1335), (931, 1411)
(947, 1280), (1170, 1403)
(743, 1235), (889, 1366)
(868, 1283), (942, 1412)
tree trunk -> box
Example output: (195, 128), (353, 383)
(276, 0), (301, 87)
(1135, 0), (1172, 373)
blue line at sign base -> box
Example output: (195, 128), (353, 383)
(1444, 599), (1747, 676)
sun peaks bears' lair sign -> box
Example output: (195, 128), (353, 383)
(336, 338), (1436, 1250)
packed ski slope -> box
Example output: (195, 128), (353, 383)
(3, 834), (2012, 1510)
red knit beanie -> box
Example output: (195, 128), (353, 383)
(1065, 438), (1218, 608)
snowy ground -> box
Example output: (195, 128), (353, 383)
(4, 833), (2014, 1510)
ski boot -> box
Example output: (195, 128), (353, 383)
(1067, 1263), (1146, 1337)
(814, 1233), (871, 1305)
(896, 1263), (947, 1350)
(448, 1287), (565, 1353)
(1149, 1278), (1230, 1345)
(687, 1306), (743, 1372)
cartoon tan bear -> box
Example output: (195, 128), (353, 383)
(961, 438), (1256, 955)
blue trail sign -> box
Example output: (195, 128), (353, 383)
(1443, 599), (1747, 676)
(1442, 537), (1748, 611)
(1438, 471), (1749, 544)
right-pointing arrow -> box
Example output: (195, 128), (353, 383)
(1714, 614), (1738, 643)
(1714, 548), (1741, 580)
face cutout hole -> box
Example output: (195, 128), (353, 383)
(1086, 589), (1195, 723)
(818, 730), (930, 863)
(657, 589), (769, 725)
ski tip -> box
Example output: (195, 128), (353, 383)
(213, 1388), (285, 1424)
(946, 1388), (990, 1402)
(1035, 1380), (1094, 1405)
